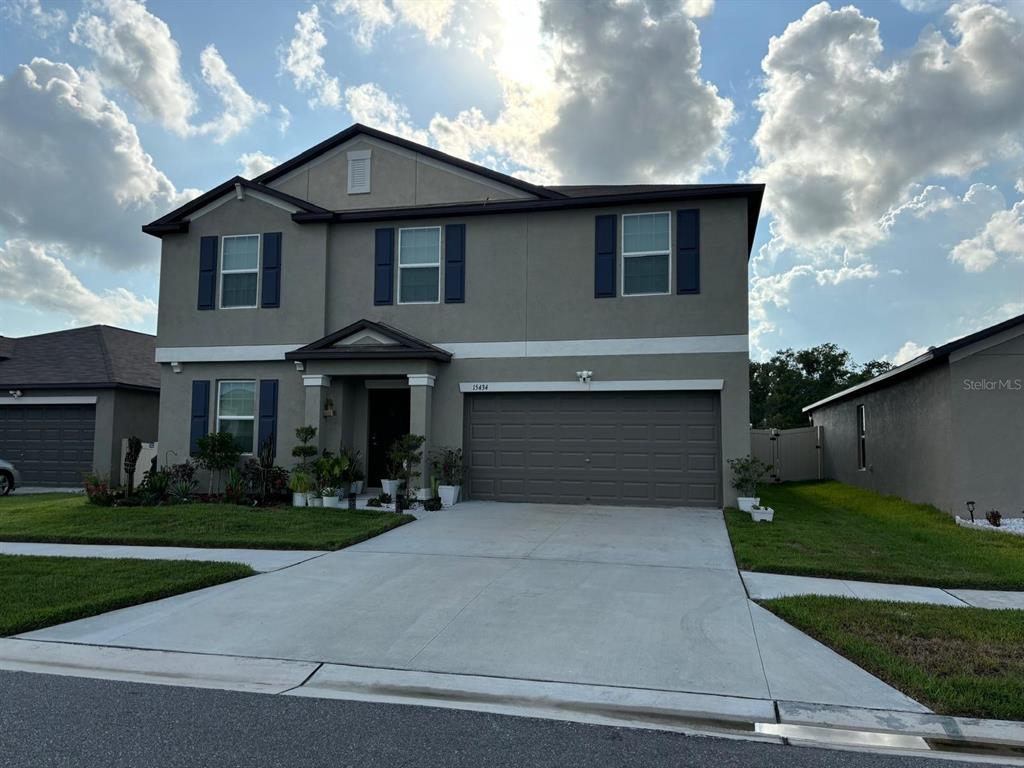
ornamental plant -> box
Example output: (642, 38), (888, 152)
(431, 447), (464, 486)
(727, 455), (771, 498)
(291, 426), (318, 473)
(196, 431), (242, 495)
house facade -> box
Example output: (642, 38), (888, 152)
(804, 313), (1024, 517)
(145, 125), (763, 507)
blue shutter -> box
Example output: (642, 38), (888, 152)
(257, 379), (278, 458)
(444, 223), (465, 303)
(676, 209), (700, 295)
(594, 215), (616, 298)
(189, 380), (210, 456)
(197, 237), (218, 310)
(374, 228), (394, 305)
(261, 232), (282, 308)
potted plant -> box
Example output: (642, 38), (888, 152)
(431, 447), (464, 507)
(321, 486), (341, 508)
(341, 446), (364, 495)
(749, 504), (774, 523)
(384, 434), (425, 500)
(728, 455), (770, 512)
(289, 471), (311, 507)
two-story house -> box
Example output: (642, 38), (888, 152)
(144, 124), (763, 506)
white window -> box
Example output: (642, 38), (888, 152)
(398, 227), (441, 304)
(622, 212), (671, 296)
(220, 235), (260, 309)
(217, 380), (256, 453)
(347, 150), (371, 194)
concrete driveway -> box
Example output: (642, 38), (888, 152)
(22, 502), (923, 710)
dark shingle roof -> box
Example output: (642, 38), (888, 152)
(0, 326), (159, 391)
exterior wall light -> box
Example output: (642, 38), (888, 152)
(966, 501), (976, 522)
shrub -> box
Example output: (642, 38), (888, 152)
(289, 471), (312, 494)
(166, 460), (197, 484)
(123, 436), (143, 496)
(291, 426), (318, 472)
(367, 492), (392, 508)
(139, 468), (171, 505)
(168, 478), (197, 505)
(196, 431), (242, 494)
(431, 447), (464, 485)
(422, 496), (442, 511)
(728, 455), (772, 498)
(83, 473), (114, 506)
(224, 467), (246, 505)
(387, 434), (425, 489)
(986, 509), (1002, 527)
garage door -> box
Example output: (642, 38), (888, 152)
(0, 404), (96, 486)
(465, 391), (721, 506)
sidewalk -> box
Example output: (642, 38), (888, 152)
(742, 571), (1024, 610)
(0, 542), (327, 572)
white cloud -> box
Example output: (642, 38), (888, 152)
(392, 0), (454, 42)
(332, 0), (454, 47)
(751, 2), (1024, 249)
(2, 0), (67, 36)
(891, 340), (929, 365)
(1015, 173), (1024, 195)
(0, 58), (197, 268)
(238, 151), (278, 178)
(277, 104), (292, 133)
(950, 198), (1024, 271)
(0, 239), (156, 327)
(344, 83), (429, 143)
(681, 0), (715, 18)
(193, 45), (268, 143)
(332, 0), (394, 47)
(283, 4), (342, 109)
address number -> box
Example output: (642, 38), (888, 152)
(472, 384), (490, 391)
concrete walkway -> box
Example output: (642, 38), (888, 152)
(0, 542), (327, 573)
(742, 571), (1024, 610)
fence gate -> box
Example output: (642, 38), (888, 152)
(751, 426), (824, 482)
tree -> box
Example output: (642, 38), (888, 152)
(196, 431), (242, 495)
(750, 344), (892, 429)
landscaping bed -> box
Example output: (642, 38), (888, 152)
(0, 493), (414, 551)
(0, 554), (254, 636)
(763, 595), (1024, 721)
(725, 481), (1024, 590)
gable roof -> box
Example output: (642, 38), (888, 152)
(254, 123), (564, 201)
(0, 326), (159, 391)
(286, 319), (452, 362)
(804, 311), (1024, 412)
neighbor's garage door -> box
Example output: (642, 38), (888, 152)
(465, 391), (721, 506)
(0, 404), (96, 486)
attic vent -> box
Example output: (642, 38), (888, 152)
(347, 150), (371, 194)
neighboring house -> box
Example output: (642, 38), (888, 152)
(144, 124), (763, 507)
(804, 313), (1024, 517)
(0, 326), (160, 486)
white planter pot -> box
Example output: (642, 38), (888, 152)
(750, 507), (774, 523)
(322, 496), (342, 508)
(292, 492), (307, 507)
(381, 479), (403, 497)
(309, 496), (323, 507)
(737, 496), (760, 512)
(438, 485), (461, 507)
(351, 480), (364, 495)
(305, 492), (318, 505)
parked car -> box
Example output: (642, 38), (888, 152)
(0, 459), (20, 495)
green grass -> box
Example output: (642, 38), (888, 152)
(0, 554), (254, 636)
(725, 481), (1024, 589)
(0, 493), (414, 550)
(763, 596), (1024, 720)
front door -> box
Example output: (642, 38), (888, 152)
(367, 387), (411, 488)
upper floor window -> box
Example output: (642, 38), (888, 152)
(348, 150), (371, 194)
(398, 227), (441, 304)
(622, 212), (670, 296)
(856, 404), (867, 470)
(217, 380), (255, 453)
(220, 235), (259, 309)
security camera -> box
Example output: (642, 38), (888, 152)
(8, 390), (21, 398)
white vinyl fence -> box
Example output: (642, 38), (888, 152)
(751, 426), (823, 483)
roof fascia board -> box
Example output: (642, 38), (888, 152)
(803, 354), (936, 412)
(949, 323), (1024, 363)
(186, 187), (303, 222)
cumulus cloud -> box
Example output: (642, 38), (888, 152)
(950, 198), (1024, 272)
(891, 340), (929, 365)
(2, 0), (67, 36)
(751, 2), (1024, 248)
(332, 0), (454, 47)
(0, 239), (157, 327)
(344, 83), (429, 142)
(283, 4), (342, 109)
(71, 0), (265, 140)
(681, 0), (715, 18)
(540, 0), (733, 183)
(278, 104), (292, 133)
(238, 151), (278, 178)
(0, 58), (197, 268)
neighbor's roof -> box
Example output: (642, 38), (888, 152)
(0, 326), (159, 391)
(803, 311), (1024, 413)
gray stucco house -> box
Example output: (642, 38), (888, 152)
(0, 326), (160, 486)
(144, 124), (763, 506)
(805, 312), (1024, 517)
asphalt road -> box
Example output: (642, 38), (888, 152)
(0, 671), (984, 768)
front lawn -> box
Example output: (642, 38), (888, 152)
(0, 554), (254, 636)
(763, 596), (1024, 721)
(0, 493), (414, 550)
(725, 482), (1024, 590)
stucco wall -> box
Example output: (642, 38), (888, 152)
(105, 389), (160, 479)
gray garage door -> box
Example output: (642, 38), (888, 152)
(465, 391), (721, 506)
(0, 404), (96, 486)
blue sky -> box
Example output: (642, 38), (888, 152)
(1, 0), (1022, 365)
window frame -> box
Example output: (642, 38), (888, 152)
(219, 234), (261, 310)
(216, 379), (256, 454)
(397, 226), (442, 305)
(856, 404), (867, 470)
(621, 212), (672, 297)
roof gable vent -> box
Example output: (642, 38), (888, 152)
(347, 150), (371, 194)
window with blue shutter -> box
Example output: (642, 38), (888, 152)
(261, 233), (282, 308)
(594, 215), (616, 298)
(189, 380), (210, 456)
(374, 228), (394, 305)
(676, 209), (700, 295)
(197, 237), (218, 310)
(257, 379), (278, 457)
(444, 223), (465, 303)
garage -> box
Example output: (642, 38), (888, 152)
(0, 404), (96, 486)
(465, 390), (722, 507)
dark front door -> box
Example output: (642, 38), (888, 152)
(367, 388), (410, 488)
